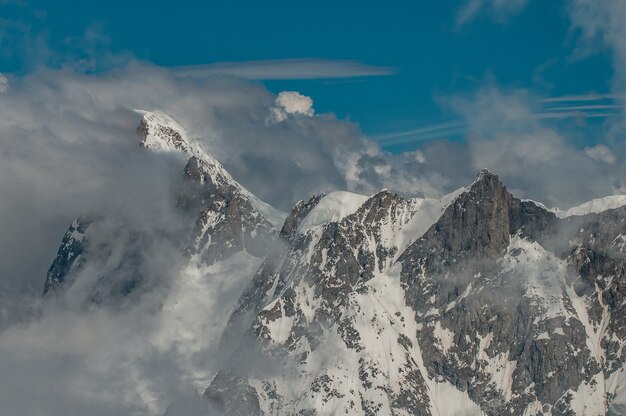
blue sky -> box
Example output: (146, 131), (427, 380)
(0, 0), (618, 152)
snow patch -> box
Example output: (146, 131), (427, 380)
(502, 237), (571, 322)
(429, 381), (484, 416)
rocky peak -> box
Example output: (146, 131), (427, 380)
(402, 170), (513, 265)
(468, 168), (507, 198)
(356, 189), (405, 224)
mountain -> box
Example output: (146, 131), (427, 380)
(41, 113), (626, 415)
(207, 171), (626, 416)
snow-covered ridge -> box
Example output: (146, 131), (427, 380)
(555, 195), (626, 218)
(296, 186), (466, 240)
(297, 191), (369, 233)
(523, 195), (626, 219)
(135, 110), (287, 228)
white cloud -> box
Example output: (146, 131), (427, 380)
(567, 0), (626, 142)
(0, 74), (8, 92)
(438, 84), (626, 208)
(0, 62), (428, 301)
(568, 1), (626, 89)
(270, 91), (315, 122)
(277, 91), (314, 116)
(585, 144), (616, 164)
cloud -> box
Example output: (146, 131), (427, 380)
(568, 1), (626, 88)
(0, 73), (7, 92)
(542, 92), (626, 103)
(368, 82), (626, 210)
(276, 91), (314, 116)
(585, 144), (616, 164)
(375, 92), (626, 148)
(0, 61), (429, 303)
(567, 1), (626, 144)
(374, 121), (467, 147)
(269, 91), (315, 123)
(171, 58), (396, 80)
(456, 0), (530, 27)
(438, 84), (626, 207)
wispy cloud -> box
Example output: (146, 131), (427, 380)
(542, 92), (626, 103)
(374, 94), (624, 149)
(455, 0), (530, 27)
(373, 121), (466, 147)
(540, 93), (626, 118)
(171, 58), (396, 80)
(535, 111), (616, 119)
(545, 104), (625, 111)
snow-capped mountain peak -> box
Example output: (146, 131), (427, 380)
(135, 109), (286, 229)
(135, 110), (209, 160)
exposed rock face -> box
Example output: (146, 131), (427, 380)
(180, 156), (277, 265)
(564, 207), (626, 378)
(43, 218), (89, 295)
(279, 194), (325, 241)
(399, 172), (601, 415)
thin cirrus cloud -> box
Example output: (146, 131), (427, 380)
(545, 104), (625, 111)
(542, 92), (626, 103)
(373, 121), (467, 148)
(171, 58), (397, 80)
(373, 93), (625, 149)
(540, 92), (626, 117)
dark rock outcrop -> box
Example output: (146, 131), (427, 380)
(43, 218), (90, 295)
(279, 194), (325, 241)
